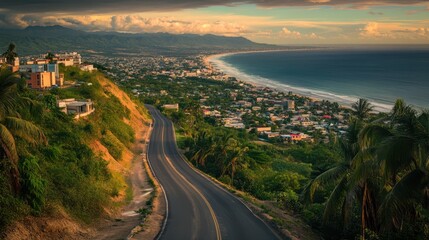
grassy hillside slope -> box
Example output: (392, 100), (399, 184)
(1, 66), (150, 239)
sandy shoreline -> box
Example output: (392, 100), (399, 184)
(203, 50), (391, 112)
(203, 49), (336, 106)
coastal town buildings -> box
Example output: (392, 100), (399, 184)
(19, 51), (90, 89)
(88, 54), (351, 144)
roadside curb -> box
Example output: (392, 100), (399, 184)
(129, 115), (168, 240)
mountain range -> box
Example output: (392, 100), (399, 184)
(0, 25), (280, 56)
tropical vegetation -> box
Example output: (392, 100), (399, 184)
(304, 98), (429, 239)
(119, 74), (428, 239)
(0, 51), (143, 234)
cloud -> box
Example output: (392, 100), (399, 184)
(0, 13), (250, 36)
(360, 22), (429, 40)
(108, 15), (249, 35)
(0, 1), (426, 14)
(360, 22), (384, 37)
(280, 27), (322, 39)
(280, 27), (302, 38)
(416, 27), (429, 36)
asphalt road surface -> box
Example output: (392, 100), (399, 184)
(146, 105), (281, 240)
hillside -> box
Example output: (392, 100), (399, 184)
(0, 66), (154, 239)
(0, 26), (279, 56)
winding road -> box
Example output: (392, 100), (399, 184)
(146, 105), (281, 240)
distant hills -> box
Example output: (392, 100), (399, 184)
(0, 25), (281, 56)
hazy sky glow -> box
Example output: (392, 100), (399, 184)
(1, 0), (428, 44)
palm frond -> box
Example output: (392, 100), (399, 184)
(349, 154), (379, 188)
(0, 123), (20, 193)
(0, 123), (18, 161)
(359, 125), (392, 151)
(0, 74), (20, 118)
(302, 164), (349, 203)
(323, 177), (350, 222)
(4, 117), (47, 145)
(379, 169), (429, 230)
(377, 135), (415, 177)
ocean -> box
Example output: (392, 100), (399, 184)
(209, 46), (429, 112)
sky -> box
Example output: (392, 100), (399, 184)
(0, 0), (428, 44)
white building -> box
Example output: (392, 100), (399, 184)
(80, 64), (96, 72)
(57, 98), (95, 119)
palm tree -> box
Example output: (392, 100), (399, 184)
(0, 66), (46, 194)
(190, 131), (215, 167)
(360, 101), (429, 232)
(1, 43), (18, 65)
(305, 99), (429, 238)
(221, 138), (248, 184)
(45, 52), (55, 62)
(303, 118), (382, 237)
(352, 98), (374, 120)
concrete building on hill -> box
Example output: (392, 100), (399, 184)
(57, 98), (95, 119)
(56, 52), (81, 66)
(80, 64), (96, 72)
(57, 57), (74, 66)
(28, 72), (56, 89)
(21, 63), (64, 89)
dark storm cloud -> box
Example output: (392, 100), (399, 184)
(0, 0), (426, 14)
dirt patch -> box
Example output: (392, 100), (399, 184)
(4, 207), (94, 240)
(92, 76), (165, 239)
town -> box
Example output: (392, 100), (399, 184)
(2, 46), (352, 144)
(1, 46), (96, 119)
(88, 54), (352, 144)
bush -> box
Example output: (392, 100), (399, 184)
(19, 156), (46, 213)
(101, 130), (125, 160)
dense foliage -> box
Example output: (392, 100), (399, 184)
(304, 99), (429, 239)
(121, 74), (429, 239)
(0, 65), (137, 233)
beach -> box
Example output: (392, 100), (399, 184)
(204, 50), (359, 110)
(204, 48), (429, 112)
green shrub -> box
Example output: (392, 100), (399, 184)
(101, 130), (124, 160)
(19, 156), (46, 213)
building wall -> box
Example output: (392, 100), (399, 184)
(57, 58), (74, 66)
(57, 73), (64, 86)
(28, 72), (56, 89)
(256, 127), (272, 132)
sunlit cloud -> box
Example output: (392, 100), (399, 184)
(0, 1), (428, 44)
(360, 21), (429, 41)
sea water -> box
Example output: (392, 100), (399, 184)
(210, 46), (429, 111)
